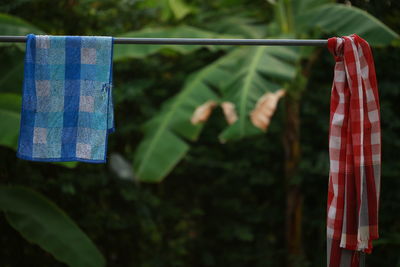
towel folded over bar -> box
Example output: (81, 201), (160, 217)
(17, 34), (114, 163)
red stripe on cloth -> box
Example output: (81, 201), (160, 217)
(326, 35), (381, 267)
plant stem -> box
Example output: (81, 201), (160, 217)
(282, 48), (321, 266)
(283, 90), (303, 266)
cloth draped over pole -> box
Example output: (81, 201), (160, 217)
(17, 34), (114, 163)
(326, 34), (381, 267)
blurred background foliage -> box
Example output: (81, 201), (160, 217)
(0, 0), (399, 266)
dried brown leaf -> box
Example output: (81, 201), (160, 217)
(221, 102), (238, 125)
(250, 89), (286, 131)
(191, 100), (218, 125)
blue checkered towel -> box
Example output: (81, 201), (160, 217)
(17, 34), (114, 163)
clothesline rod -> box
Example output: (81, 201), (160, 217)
(0, 35), (327, 46)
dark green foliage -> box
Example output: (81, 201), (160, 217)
(0, 186), (106, 267)
(0, 0), (399, 266)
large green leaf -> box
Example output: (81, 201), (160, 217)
(297, 4), (399, 46)
(291, 0), (329, 16)
(0, 13), (44, 35)
(219, 45), (300, 142)
(137, 0), (195, 21)
(0, 186), (105, 267)
(204, 15), (267, 38)
(0, 93), (21, 149)
(168, 0), (194, 20)
(133, 51), (238, 182)
(0, 13), (44, 49)
(114, 25), (233, 60)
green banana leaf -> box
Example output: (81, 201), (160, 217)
(0, 13), (44, 36)
(116, 1), (397, 183)
(114, 25), (234, 60)
(133, 51), (239, 182)
(292, 0), (329, 16)
(168, 0), (194, 20)
(204, 15), (267, 38)
(0, 186), (105, 267)
(137, 0), (195, 21)
(218, 2), (399, 141)
(219, 45), (300, 142)
(0, 13), (44, 49)
(297, 4), (399, 46)
(0, 93), (21, 149)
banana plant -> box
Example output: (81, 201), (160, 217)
(0, 186), (105, 267)
(124, 1), (398, 264)
(129, 0), (398, 183)
(132, 49), (239, 181)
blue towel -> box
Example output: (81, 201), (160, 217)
(17, 34), (114, 163)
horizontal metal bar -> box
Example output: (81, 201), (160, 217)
(114, 38), (328, 46)
(0, 35), (327, 46)
(0, 36), (27, 42)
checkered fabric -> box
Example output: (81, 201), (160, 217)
(17, 34), (114, 163)
(327, 34), (381, 266)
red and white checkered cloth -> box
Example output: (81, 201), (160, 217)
(327, 34), (381, 266)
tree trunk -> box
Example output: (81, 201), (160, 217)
(283, 92), (303, 266)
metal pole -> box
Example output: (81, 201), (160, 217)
(0, 35), (327, 46)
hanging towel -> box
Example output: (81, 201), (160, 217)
(17, 34), (114, 163)
(327, 34), (381, 266)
